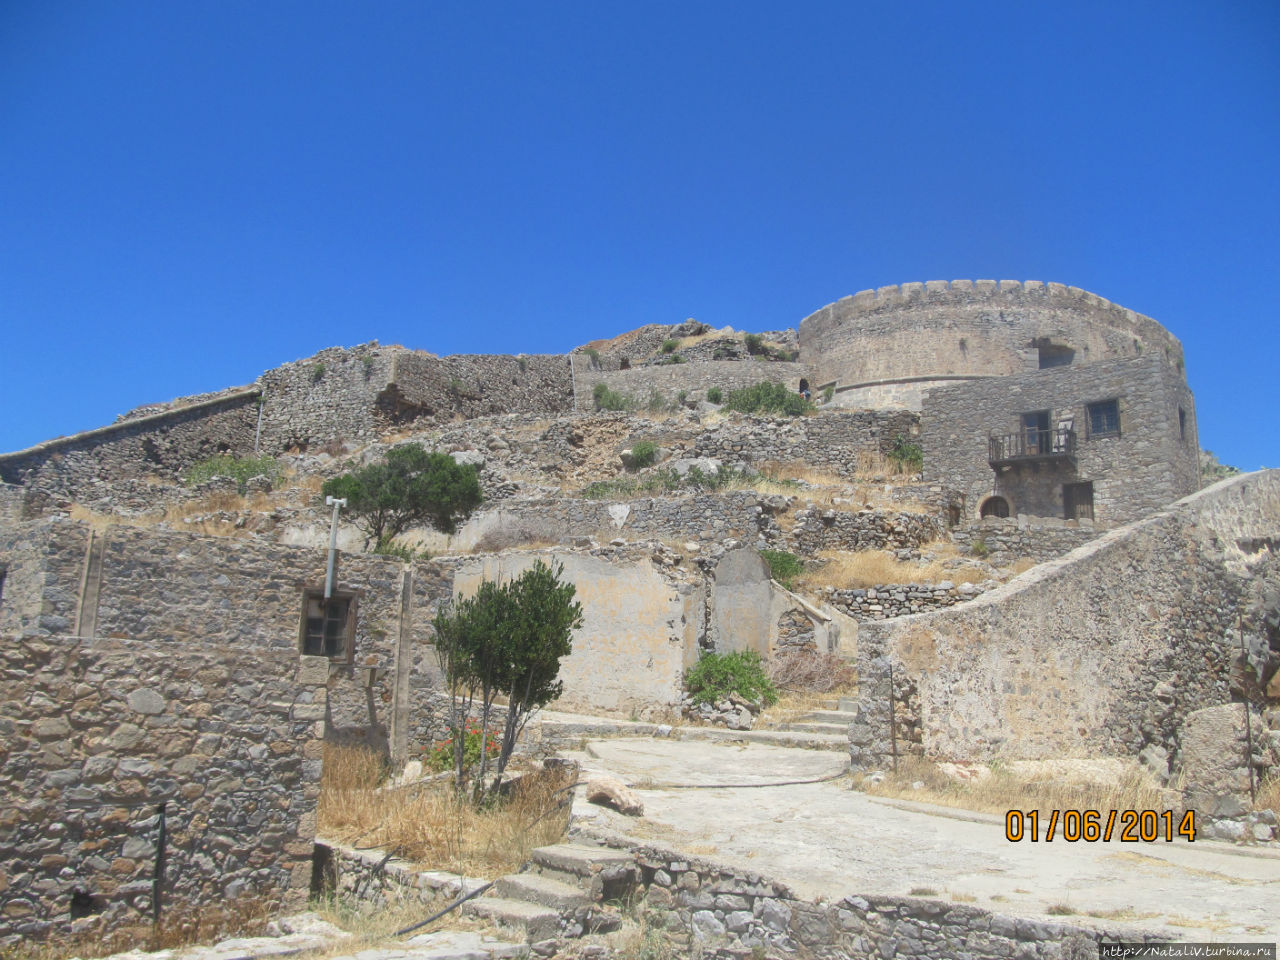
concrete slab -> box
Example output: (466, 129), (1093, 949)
(570, 736), (1280, 941)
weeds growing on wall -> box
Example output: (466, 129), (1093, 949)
(706, 386), (723, 404)
(759, 549), (804, 589)
(181, 455), (280, 493)
(723, 381), (812, 417)
(887, 435), (923, 474)
(685, 650), (778, 707)
(372, 537), (430, 562)
(660, 338), (679, 354)
(579, 464), (784, 500)
(592, 382), (630, 411)
(627, 440), (659, 470)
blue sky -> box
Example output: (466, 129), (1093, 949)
(2, 1), (1277, 469)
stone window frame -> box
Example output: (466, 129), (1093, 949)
(299, 589), (358, 663)
(1086, 398), (1121, 439)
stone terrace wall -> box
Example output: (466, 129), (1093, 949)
(0, 389), (260, 500)
(614, 838), (1163, 958)
(821, 581), (991, 621)
(385, 351), (573, 423)
(922, 353), (1199, 525)
(798, 279), (1186, 391)
(0, 518), (89, 635)
(850, 470), (1280, 767)
(571, 355), (810, 410)
(950, 517), (1102, 564)
(789, 507), (944, 555)
(0, 635), (325, 945)
(690, 410), (920, 479)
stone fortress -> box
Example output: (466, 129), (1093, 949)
(0, 280), (1276, 952)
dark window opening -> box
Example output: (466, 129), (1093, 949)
(1063, 482), (1095, 521)
(0, 566), (6, 606)
(1087, 400), (1121, 438)
(301, 592), (354, 661)
(619, 357), (630, 370)
(1179, 407), (1187, 441)
(1037, 344), (1075, 368)
(980, 496), (1010, 519)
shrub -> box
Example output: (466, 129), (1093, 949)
(760, 549), (804, 589)
(706, 387), (723, 404)
(723, 381), (812, 417)
(592, 382), (630, 411)
(322, 444), (483, 548)
(582, 347), (601, 369)
(373, 537), (429, 562)
(629, 440), (659, 469)
(743, 333), (766, 355)
(182, 454), (280, 493)
(970, 538), (990, 559)
(888, 435), (924, 474)
(822, 385), (834, 403)
(310, 362), (326, 383)
(685, 651), (778, 707)
(661, 338), (679, 354)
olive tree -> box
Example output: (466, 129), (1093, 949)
(321, 444), (482, 549)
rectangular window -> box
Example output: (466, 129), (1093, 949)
(301, 592), (354, 660)
(1087, 399), (1121, 438)
(1179, 407), (1187, 441)
(0, 566), (6, 606)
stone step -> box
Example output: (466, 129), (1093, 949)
(463, 897), (560, 942)
(768, 720), (848, 735)
(801, 710), (859, 725)
(673, 726), (849, 751)
(531, 843), (634, 877)
(494, 873), (591, 911)
(838, 697), (858, 712)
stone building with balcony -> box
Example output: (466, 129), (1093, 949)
(920, 352), (1199, 525)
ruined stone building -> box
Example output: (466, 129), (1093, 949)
(0, 279), (1273, 944)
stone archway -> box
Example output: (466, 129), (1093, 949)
(979, 495), (1010, 519)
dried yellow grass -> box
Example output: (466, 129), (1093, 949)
(853, 755), (1170, 819)
(316, 745), (573, 878)
(796, 549), (986, 590)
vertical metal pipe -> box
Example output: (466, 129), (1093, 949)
(152, 802), (167, 929)
(324, 496), (346, 600)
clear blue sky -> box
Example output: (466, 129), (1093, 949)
(2, 2), (1277, 469)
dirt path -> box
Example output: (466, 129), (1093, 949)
(568, 738), (1280, 942)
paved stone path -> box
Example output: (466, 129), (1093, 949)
(568, 737), (1280, 942)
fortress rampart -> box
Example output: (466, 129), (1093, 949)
(799, 280), (1186, 411)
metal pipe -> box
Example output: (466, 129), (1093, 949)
(324, 496), (346, 600)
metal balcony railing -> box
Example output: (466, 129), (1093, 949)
(988, 427), (1076, 466)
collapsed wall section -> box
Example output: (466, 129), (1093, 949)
(572, 356), (810, 411)
(0, 636), (325, 945)
(849, 470), (1280, 767)
(383, 351), (574, 424)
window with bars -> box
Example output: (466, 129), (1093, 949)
(300, 592), (354, 660)
(1087, 399), (1121, 438)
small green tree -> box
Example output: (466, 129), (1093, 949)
(322, 444), (483, 549)
(432, 559), (583, 798)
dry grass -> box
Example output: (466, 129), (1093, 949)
(853, 755), (1170, 819)
(0, 898), (275, 960)
(767, 648), (857, 695)
(1006, 557), (1040, 577)
(316, 745), (573, 878)
(795, 549), (987, 591)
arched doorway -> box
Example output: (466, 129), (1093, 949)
(979, 496), (1010, 519)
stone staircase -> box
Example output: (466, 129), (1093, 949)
(462, 843), (636, 943)
(759, 696), (857, 742)
(531, 708), (850, 753)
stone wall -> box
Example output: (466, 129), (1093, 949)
(789, 508), (944, 556)
(798, 279), (1186, 394)
(922, 353), (1199, 525)
(0, 635), (325, 944)
(0, 389), (260, 500)
(255, 344), (394, 452)
(689, 410), (920, 478)
(385, 351), (573, 423)
(820, 581), (990, 622)
(849, 470), (1280, 767)
(571, 356), (810, 411)
(949, 517), (1103, 565)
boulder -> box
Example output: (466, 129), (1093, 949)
(585, 776), (644, 816)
